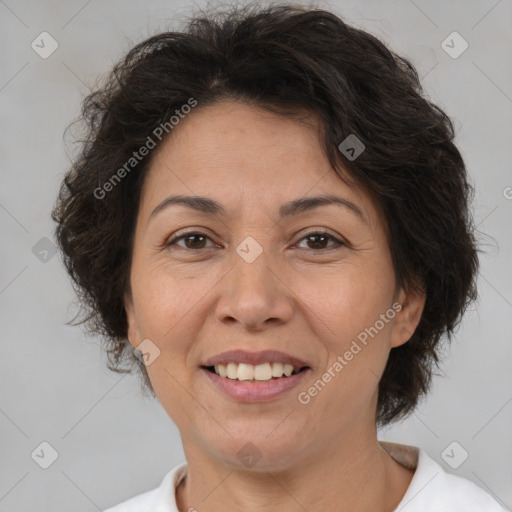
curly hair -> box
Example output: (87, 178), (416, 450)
(52, 2), (479, 426)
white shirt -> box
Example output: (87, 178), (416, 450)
(103, 441), (508, 511)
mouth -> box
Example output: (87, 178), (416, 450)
(199, 349), (312, 402)
(201, 363), (309, 380)
(200, 364), (312, 402)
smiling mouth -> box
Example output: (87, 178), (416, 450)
(201, 364), (309, 383)
(200, 363), (312, 402)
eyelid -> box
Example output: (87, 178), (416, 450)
(164, 229), (218, 249)
(294, 230), (345, 249)
(164, 229), (346, 251)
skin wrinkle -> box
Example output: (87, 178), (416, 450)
(124, 100), (425, 512)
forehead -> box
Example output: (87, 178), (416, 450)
(149, 101), (326, 181)
(139, 100), (377, 226)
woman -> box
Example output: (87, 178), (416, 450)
(52, 4), (507, 511)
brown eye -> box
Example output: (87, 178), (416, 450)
(165, 232), (214, 250)
(296, 232), (344, 251)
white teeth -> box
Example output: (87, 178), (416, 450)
(271, 362), (284, 377)
(226, 362), (238, 379)
(283, 364), (294, 377)
(218, 364), (227, 378)
(254, 362), (272, 380)
(213, 362), (298, 381)
(237, 363), (254, 381)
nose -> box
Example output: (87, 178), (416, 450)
(214, 247), (294, 331)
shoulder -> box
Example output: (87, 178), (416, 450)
(386, 442), (508, 511)
(102, 462), (187, 512)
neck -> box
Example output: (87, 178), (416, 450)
(176, 426), (413, 512)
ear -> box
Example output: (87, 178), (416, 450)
(124, 289), (141, 349)
(390, 285), (426, 348)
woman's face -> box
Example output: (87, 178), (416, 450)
(124, 100), (424, 470)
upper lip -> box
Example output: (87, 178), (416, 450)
(201, 349), (310, 369)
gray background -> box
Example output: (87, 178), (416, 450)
(1, 0), (511, 510)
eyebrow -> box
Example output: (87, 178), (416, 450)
(148, 193), (367, 225)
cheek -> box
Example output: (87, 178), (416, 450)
(294, 264), (394, 405)
(298, 262), (394, 344)
(133, 269), (206, 418)
(131, 263), (208, 338)
(333, 278), (394, 376)
(127, 270), (205, 405)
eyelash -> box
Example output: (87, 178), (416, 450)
(164, 230), (345, 252)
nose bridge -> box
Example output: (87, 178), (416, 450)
(215, 234), (293, 328)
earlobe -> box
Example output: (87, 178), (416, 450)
(390, 286), (426, 348)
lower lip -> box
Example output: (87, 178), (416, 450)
(201, 367), (311, 403)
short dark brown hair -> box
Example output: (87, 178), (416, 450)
(52, 3), (479, 426)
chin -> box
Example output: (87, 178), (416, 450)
(211, 431), (306, 472)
